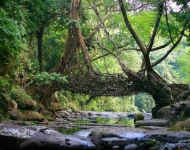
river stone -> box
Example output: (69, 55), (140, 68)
(124, 144), (138, 150)
(0, 122), (95, 150)
(55, 118), (67, 124)
(102, 137), (129, 148)
(135, 119), (170, 127)
(56, 110), (70, 118)
(112, 145), (120, 149)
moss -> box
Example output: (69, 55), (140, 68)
(0, 92), (8, 116)
(22, 110), (44, 121)
(169, 118), (190, 131)
(10, 86), (38, 110)
(134, 113), (144, 122)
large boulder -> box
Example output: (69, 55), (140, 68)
(8, 110), (26, 120)
(0, 123), (95, 150)
(8, 99), (18, 111)
(23, 99), (37, 110)
(135, 119), (170, 127)
(22, 110), (44, 121)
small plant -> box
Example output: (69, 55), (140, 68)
(0, 76), (10, 92)
(33, 72), (68, 85)
(134, 113), (144, 122)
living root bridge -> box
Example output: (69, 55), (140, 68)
(60, 73), (142, 96)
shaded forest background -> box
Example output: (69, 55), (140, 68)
(0, 0), (190, 115)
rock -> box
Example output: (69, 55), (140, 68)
(80, 111), (88, 116)
(139, 139), (158, 150)
(20, 139), (41, 150)
(24, 99), (37, 110)
(124, 144), (138, 150)
(56, 110), (70, 118)
(183, 104), (190, 117)
(152, 105), (163, 118)
(41, 110), (55, 121)
(8, 110), (26, 120)
(0, 123), (95, 150)
(49, 102), (64, 112)
(22, 110), (44, 121)
(135, 119), (170, 127)
(89, 130), (128, 149)
(8, 100), (18, 111)
(156, 105), (170, 119)
(102, 137), (129, 148)
(54, 118), (68, 124)
(170, 118), (190, 131)
(134, 113), (144, 123)
(160, 142), (190, 150)
(112, 145), (120, 149)
(48, 121), (58, 128)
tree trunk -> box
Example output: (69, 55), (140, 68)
(36, 27), (44, 72)
(132, 69), (189, 118)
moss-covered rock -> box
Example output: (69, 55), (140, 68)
(49, 102), (64, 112)
(134, 113), (144, 123)
(157, 105), (171, 119)
(8, 110), (26, 120)
(22, 110), (44, 121)
(169, 118), (190, 131)
(23, 99), (37, 110)
(8, 99), (18, 111)
(41, 110), (55, 121)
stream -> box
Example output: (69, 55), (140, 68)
(1, 111), (190, 150)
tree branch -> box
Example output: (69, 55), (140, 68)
(151, 40), (172, 51)
(152, 30), (185, 67)
(118, 0), (146, 54)
(83, 12), (111, 41)
(164, 1), (174, 44)
(147, 1), (164, 52)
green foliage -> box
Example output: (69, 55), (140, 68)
(0, 2), (26, 75)
(134, 113), (144, 122)
(135, 93), (155, 113)
(58, 127), (80, 134)
(0, 76), (10, 92)
(0, 92), (8, 115)
(66, 19), (81, 29)
(10, 85), (32, 110)
(43, 23), (68, 71)
(0, 108), (3, 115)
(95, 117), (134, 127)
(33, 72), (68, 85)
(55, 91), (79, 110)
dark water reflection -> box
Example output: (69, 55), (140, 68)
(93, 116), (134, 127)
(58, 113), (136, 134)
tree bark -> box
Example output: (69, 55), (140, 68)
(36, 27), (44, 72)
